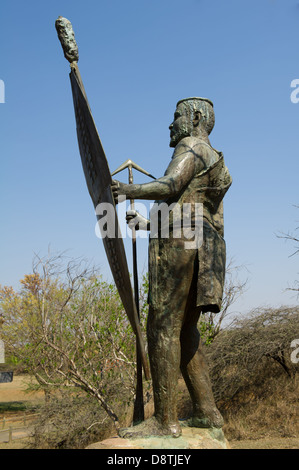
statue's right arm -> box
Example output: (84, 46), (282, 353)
(111, 138), (200, 202)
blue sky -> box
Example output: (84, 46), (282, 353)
(1, 0), (299, 316)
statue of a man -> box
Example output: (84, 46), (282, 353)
(112, 97), (232, 438)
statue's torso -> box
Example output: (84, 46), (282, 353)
(148, 138), (232, 313)
(156, 138), (232, 237)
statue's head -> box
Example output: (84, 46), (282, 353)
(169, 97), (215, 148)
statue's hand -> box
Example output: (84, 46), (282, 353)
(111, 179), (126, 204)
(126, 210), (149, 231)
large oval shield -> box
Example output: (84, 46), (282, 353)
(69, 68), (150, 380)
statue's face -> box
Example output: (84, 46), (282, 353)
(169, 103), (192, 148)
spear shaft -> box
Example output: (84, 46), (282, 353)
(112, 159), (155, 424)
(128, 164), (144, 424)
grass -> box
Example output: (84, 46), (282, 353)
(0, 401), (34, 413)
(176, 367), (299, 449)
(230, 437), (299, 449)
(220, 374), (299, 442)
(0, 437), (31, 450)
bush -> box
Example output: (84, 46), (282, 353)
(31, 390), (133, 449)
(206, 306), (299, 405)
(203, 306), (299, 439)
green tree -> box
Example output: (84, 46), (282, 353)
(0, 253), (148, 432)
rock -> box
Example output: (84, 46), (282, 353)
(0, 371), (13, 383)
(86, 426), (230, 449)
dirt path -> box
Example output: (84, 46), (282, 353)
(0, 426), (35, 443)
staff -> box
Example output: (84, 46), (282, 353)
(112, 159), (155, 423)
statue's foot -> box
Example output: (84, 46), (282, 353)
(181, 409), (224, 429)
(118, 416), (182, 439)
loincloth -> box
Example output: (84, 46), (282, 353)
(148, 220), (226, 313)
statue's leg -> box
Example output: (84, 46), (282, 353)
(180, 288), (224, 428)
(118, 240), (195, 439)
(145, 239), (197, 437)
(146, 305), (183, 436)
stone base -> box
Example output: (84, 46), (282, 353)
(86, 427), (230, 450)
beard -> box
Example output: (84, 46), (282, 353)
(169, 127), (189, 148)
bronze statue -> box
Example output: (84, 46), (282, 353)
(112, 97), (232, 438)
(55, 15), (231, 440)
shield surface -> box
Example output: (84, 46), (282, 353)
(69, 68), (150, 380)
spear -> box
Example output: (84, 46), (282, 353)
(112, 159), (155, 424)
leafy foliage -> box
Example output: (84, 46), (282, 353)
(0, 254), (149, 431)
